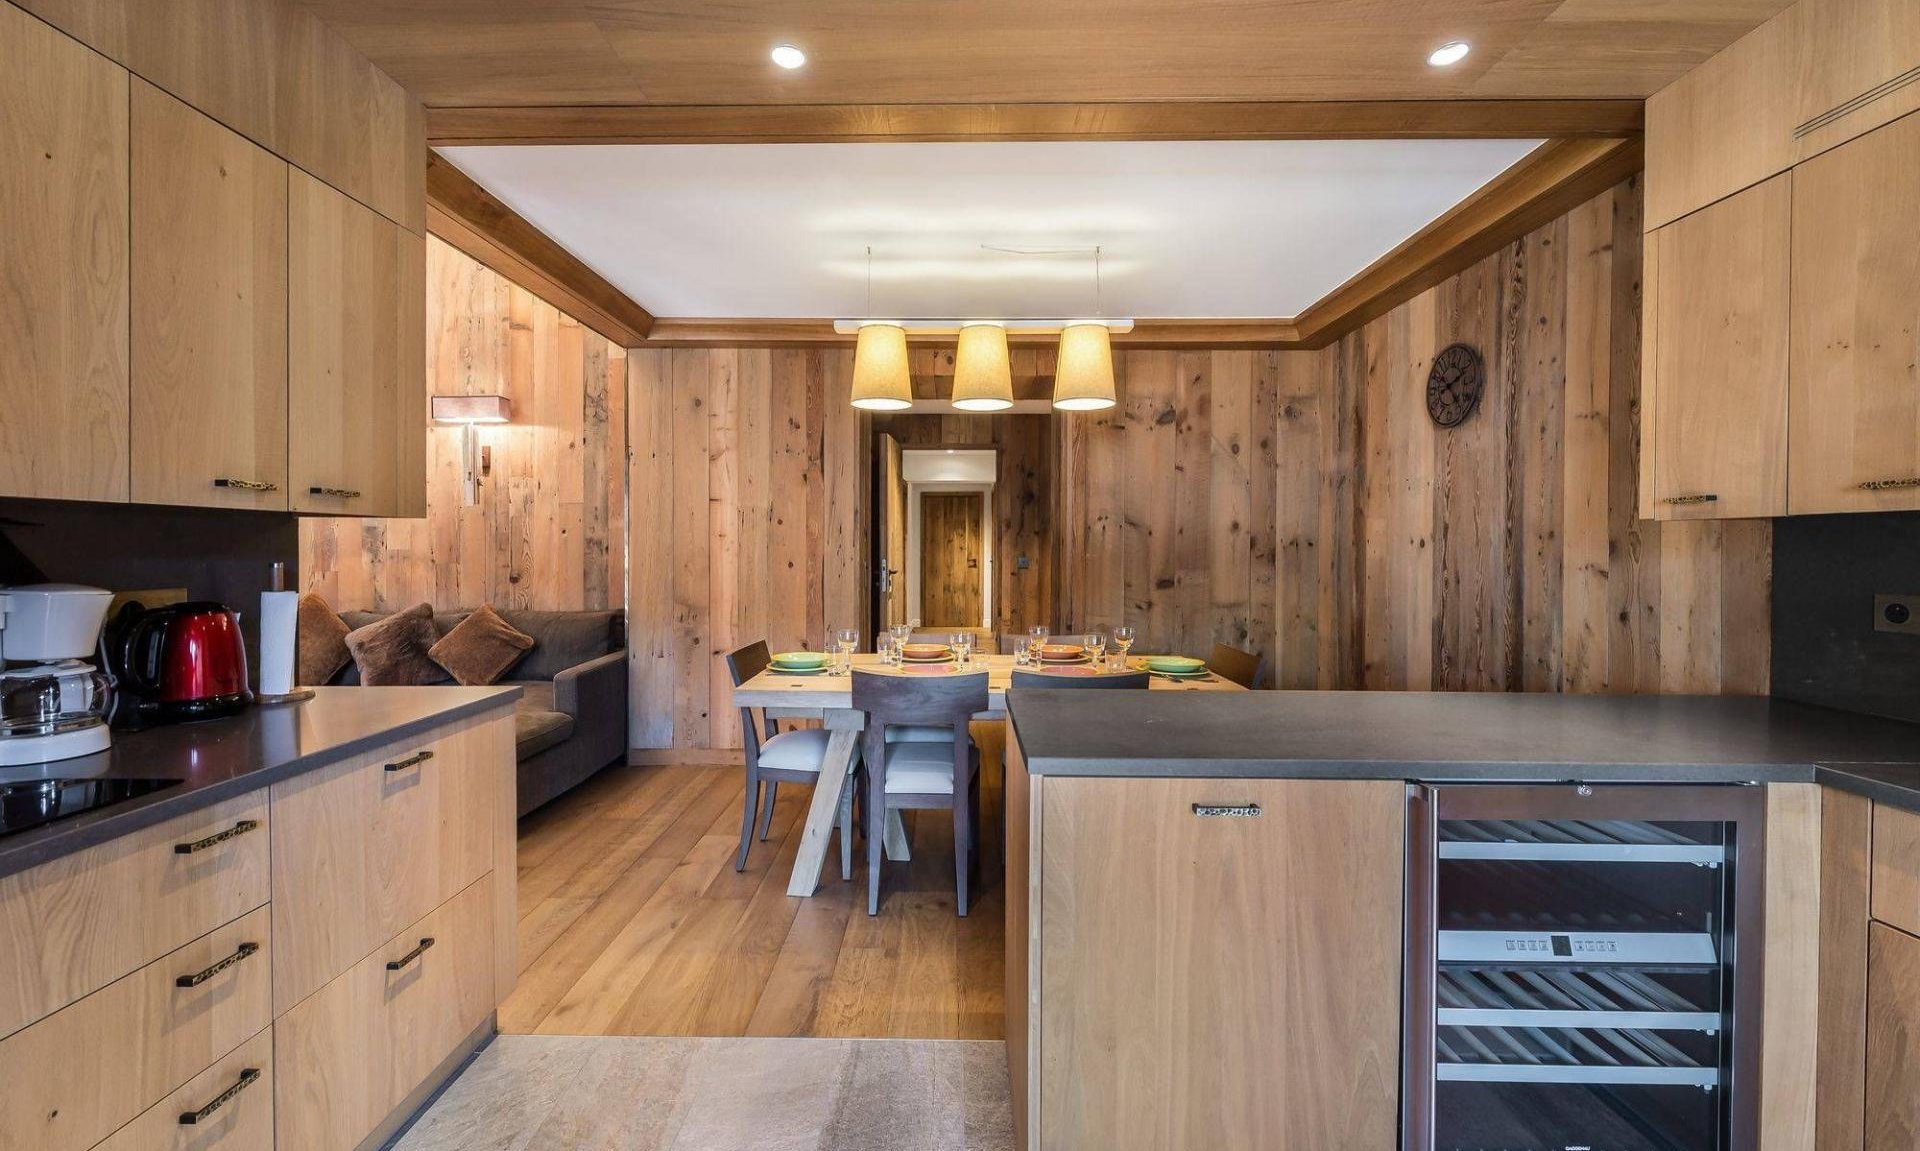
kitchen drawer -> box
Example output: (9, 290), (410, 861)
(1870, 802), (1920, 935)
(93, 1026), (274, 1151)
(275, 875), (495, 1151)
(271, 714), (499, 1013)
(0, 789), (269, 1039)
(0, 904), (271, 1151)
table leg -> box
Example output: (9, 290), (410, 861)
(884, 810), (911, 861)
(786, 728), (860, 897)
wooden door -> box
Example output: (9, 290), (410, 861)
(131, 81), (288, 510)
(921, 491), (984, 626)
(1866, 921), (1920, 1151)
(289, 169), (425, 517)
(1789, 113), (1920, 515)
(1037, 777), (1405, 1151)
(0, 4), (129, 502)
(878, 432), (908, 627)
(1646, 173), (1792, 520)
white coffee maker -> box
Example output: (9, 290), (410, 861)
(0, 584), (114, 765)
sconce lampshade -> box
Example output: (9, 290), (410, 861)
(849, 323), (913, 410)
(1053, 324), (1116, 411)
(951, 324), (1014, 412)
(430, 394), (512, 424)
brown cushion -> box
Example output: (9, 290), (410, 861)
(344, 603), (444, 686)
(430, 604), (535, 686)
(296, 594), (352, 687)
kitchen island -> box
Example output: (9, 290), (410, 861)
(0, 686), (520, 1151)
(1003, 689), (1920, 1151)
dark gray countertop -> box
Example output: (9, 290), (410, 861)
(1006, 690), (1920, 804)
(0, 685), (520, 879)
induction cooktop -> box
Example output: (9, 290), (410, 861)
(0, 777), (183, 839)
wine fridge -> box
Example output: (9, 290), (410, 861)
(1404, 784), (1766, 1151)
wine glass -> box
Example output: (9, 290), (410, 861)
(1113, 625), (1136, 669)
(835, 627), (860, 675)
(950, 631), (973, 668)
(1084, 632), (1107, 669)
(889, 621), (911, 656)
(1028, 625), (1050, 660)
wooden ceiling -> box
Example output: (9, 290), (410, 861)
(298, 0), (1794, 112)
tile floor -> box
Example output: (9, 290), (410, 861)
(392, 1035), (1014, 1151)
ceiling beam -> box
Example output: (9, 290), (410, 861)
(640, 318), (1300, 349)
(427, 100), (1644, 147)
(424, 150), (655, 343)
(1290, 135), (1644, 348)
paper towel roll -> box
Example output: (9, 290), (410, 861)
(260, 589), (299, 697)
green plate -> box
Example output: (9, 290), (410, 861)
(1144, 656), (1206, 673)
(771, 651), (830, 670)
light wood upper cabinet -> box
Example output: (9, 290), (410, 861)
(1645, 174), (1792, 521)
(1795, 0), (1920, 158)
(1035, 777), (1404, 1151)
(1788, 112), (1920, 515)
(289, 169), (427, 517)
(0, 1), (129, 503)
(132, 80), (289, 510)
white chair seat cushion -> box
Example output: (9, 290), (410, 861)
(883, 741), (956, 795)
(757, 728), (835, 773)
(885, 724), (955, 744)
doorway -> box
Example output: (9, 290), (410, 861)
(881, 447), (996, 630)
(919, 491), (987, 626)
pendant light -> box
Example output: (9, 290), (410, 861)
(1053, 247), (1117, 411)
(849, 247), (914, 410)
(951, 323), (1015, 411)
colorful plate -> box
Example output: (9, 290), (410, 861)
(1144, 656), (1206, 673)
(773, 664), (829, 676)
(902, 644), (951, 660)
(1150, 667), (1210, 679)
(771, 651), (830, 670)
(1039, 644), (1086, 661)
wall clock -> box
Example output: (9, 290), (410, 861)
(1426, 343), (1485, 428)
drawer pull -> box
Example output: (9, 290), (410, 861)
(1859, 477), (1920, 491)
(1192, 803), (1262, 818)
(386, 936), (436, 971)
(1660, 493), (1719, 506)
(385, 749), (435, 773)
(175, 941), (260, 988)
(178, 1067), (260, 1126)
(308, 486), (362, 499)
(174, 818), (261, 854)
(213, 477), (278, 492)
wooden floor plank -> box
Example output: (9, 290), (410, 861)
(502, 760), (1006, 1040)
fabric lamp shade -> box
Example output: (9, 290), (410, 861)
(1053, 324), (1116, 410)
(850, 323), (913, 410)
(951, 324), (1014, 411)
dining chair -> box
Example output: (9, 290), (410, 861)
(852, 668), (989, 917)
(894, 631), (991, 745)
(725, 641), (861, 878)
(1009, 668), (1151, 690)
(1208, 642), (1265, 689)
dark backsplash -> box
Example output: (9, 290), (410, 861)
(1773, 511), (1920, 724)
(0, 498), (298, 688)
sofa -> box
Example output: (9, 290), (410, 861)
(326, 608), (627, 816)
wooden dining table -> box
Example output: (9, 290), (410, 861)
(731, 652), (1245, 897)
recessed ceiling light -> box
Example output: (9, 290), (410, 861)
(771, 43), (807, 69)
(1428, 41), (1471, 67)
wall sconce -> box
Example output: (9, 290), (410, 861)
(430, 394), (511, 506)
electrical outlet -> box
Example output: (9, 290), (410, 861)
(1016, 553), (1030, 571)
(1874, 594), (1920, 636)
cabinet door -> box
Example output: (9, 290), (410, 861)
(1866, 921), (1920, 1151)
(1795, 0), (1920, 157)
(1037, 777), (1404, 1151)
(0, 3), (128, 502)
(1789, 113), (1920, 515)
(1647, 174), (1791, 520)
(131, 81), (288, 510)
(289, 169), (425, 517)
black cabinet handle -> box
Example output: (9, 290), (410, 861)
(308, 486), (362, 499)
(176, 941), (259, 988)
(1191, 803), (1262, 818)
(213, 477), (278, 492)
(178, 1067), (260, 1125)
(1660, 493), (1718, 506)
(385, 749), (434, 773)
(1860, 477), (1920, 491)
(174, 819), (261, 854)
(386, 937), (435, 971)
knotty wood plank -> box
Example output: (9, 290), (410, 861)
(1125, 351), (1179, 652)
(671, 349), (713, 749)
(629, 349), (676, 749)
(708, 348), (741, 750)
(1209, 351), (1255, 653)
(1562, 189), (1615, 694)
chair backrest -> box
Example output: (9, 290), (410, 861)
(908, 628), (993, 651)
(1208, 642), (1263, 689)
(1010, 668), (1150, 690)
(999, 632), (1050, 655)
(725, 640), (774, 750)
(852, 669), (989, 734)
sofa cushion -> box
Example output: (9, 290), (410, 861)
(345, 604), (449, 686)
(514, 705), (575, 760)
(296, 594), (352, 687)
(497, 610), (618, 681)
(430, 604), (534, 686)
